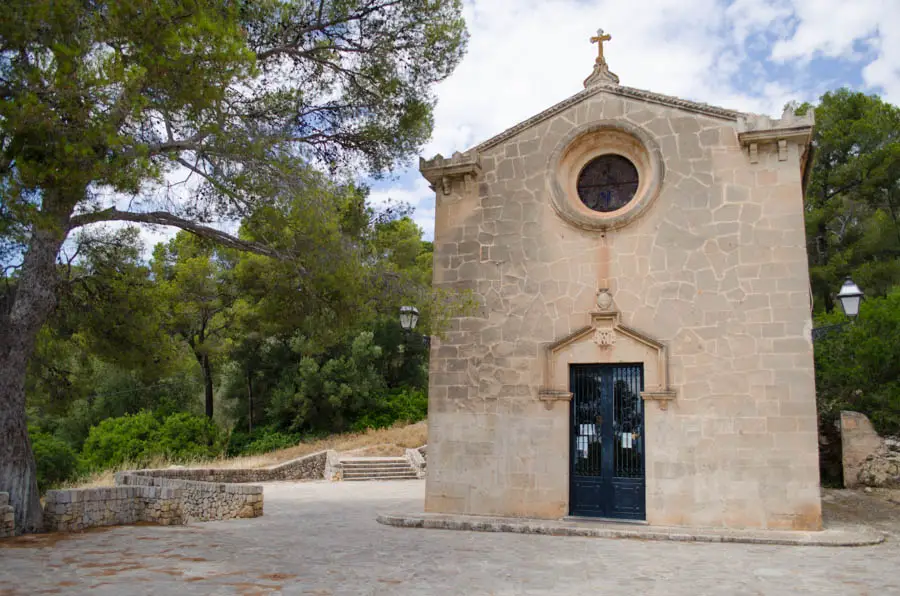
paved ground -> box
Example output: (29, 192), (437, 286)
(1, 481), (899, 595)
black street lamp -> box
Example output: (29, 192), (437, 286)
(399, 305), (430, 348)
(812, 277), (864, 342)
(836, 277), (864, 320)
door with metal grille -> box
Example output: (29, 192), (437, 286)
(569, 363), (645, 520)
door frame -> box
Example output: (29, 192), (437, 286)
(568, 362), (646, 520)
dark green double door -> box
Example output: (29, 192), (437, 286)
(569, 363), (645, 520)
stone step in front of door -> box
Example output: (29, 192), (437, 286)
(339, 456), (419, 481)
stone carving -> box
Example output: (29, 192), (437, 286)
(596, 289), (614, 310)
(593, 327), (616, 347)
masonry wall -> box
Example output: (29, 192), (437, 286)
(427, 91), (821, 530)
(0, 492), (14, 537)
(128, 450), (330, 484)
(42, 475), (263, 533)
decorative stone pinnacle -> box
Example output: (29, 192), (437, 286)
(585, 28), (619, 87)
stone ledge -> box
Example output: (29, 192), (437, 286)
(376, 512), (885, 547)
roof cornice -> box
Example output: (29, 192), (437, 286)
(472, 83), (745, 153)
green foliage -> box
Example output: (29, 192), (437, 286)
(814, 289), (900, 435)
(80, 411), (162, 470)
(267, 332), (386, 433)
(226, 427), (302, 457)
(31, 432), (79, 492)
(804, 89), (900, 312)
(80, 411), (221, 470)
(351, 388), (428, 432)
(155, 413), (222, 460)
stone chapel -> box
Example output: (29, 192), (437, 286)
(418, 31), (822, 530)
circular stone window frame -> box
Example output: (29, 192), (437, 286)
(547, 121), (665, 231)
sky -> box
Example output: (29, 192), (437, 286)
(367, 0), (900, 240)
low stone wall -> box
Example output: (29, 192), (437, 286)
(841, 411), (900, 488)
(42, 474), (264, 533)
(115, 473), (263, 522)
(126, 450), (330, 483)
(43, 485), (183, 532)
(406, 448), (426, 479)
(0, 492), (14, 537)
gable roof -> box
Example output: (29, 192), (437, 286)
(471, 82), (747, 153)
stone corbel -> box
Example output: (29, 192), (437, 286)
(420, 150), (482, 198)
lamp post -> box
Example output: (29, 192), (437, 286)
(812, 277), (864, 342)
(399, 305), (430, 348)
(836, 277), (864, 320)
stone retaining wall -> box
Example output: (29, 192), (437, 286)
(0, 493), (14, 537)
(115, 473), (263, 522)
(43, 485), (183, 532)
(42, 474), (263, 533)
(126, 450), (330, 483)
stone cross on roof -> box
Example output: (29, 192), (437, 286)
(590, 28), (612, 66)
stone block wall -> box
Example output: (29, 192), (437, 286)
(126, 450), (330, 483)
(0, 492), (14, 537)
(41, 474), (263, 533)
(43, 485), (184, 532)
(115, 473), (263, 522)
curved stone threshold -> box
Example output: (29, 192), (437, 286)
(376, 512), (885, 547)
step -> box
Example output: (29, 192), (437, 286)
(343, 474), (420, 481)
(343, 469), (418, 476)
(344, 468), (414, 472)
(344, 469), (417, 475)
(341, 457), (409, 466)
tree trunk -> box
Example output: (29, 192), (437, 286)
(202, 355), (214, 419)
(247, 371), (253, 433)
(0, 218), (69, 534)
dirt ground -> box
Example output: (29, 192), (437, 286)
(822, 487), (900, 536)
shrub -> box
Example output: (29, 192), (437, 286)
(351, 388), (427, 431)
(226, 427), (301, 457)
(31, 432), (79, 492)
(80, 411), (223, 470)
(155, 413), (222, 460)
(81, 411), (160, 470)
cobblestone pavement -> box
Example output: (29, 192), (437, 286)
(1, 481), (899, 595)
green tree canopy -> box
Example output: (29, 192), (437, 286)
(0, 0), (467, 534)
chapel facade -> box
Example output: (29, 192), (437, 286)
(419, 32), (821, 530)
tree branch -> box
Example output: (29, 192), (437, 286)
(68, 208), (296, 265)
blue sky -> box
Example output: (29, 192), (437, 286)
(366, 0), (900, 240)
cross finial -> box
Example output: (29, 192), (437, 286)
(590, 28), (612, 66)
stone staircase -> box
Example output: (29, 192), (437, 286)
(340, 457), (419, 481)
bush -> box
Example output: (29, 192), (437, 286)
(226, 427), (301, 457)
(31, 432), (79, 492)
(351, 388), (427, 431)
(80, 411), (223, 470)
(814, 287), (900, 435)
(155, 413), (222, 460)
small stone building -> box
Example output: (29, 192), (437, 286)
(419, 37), (821, 530)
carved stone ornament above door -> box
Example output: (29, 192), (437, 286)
(538, 311), (676, 410)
